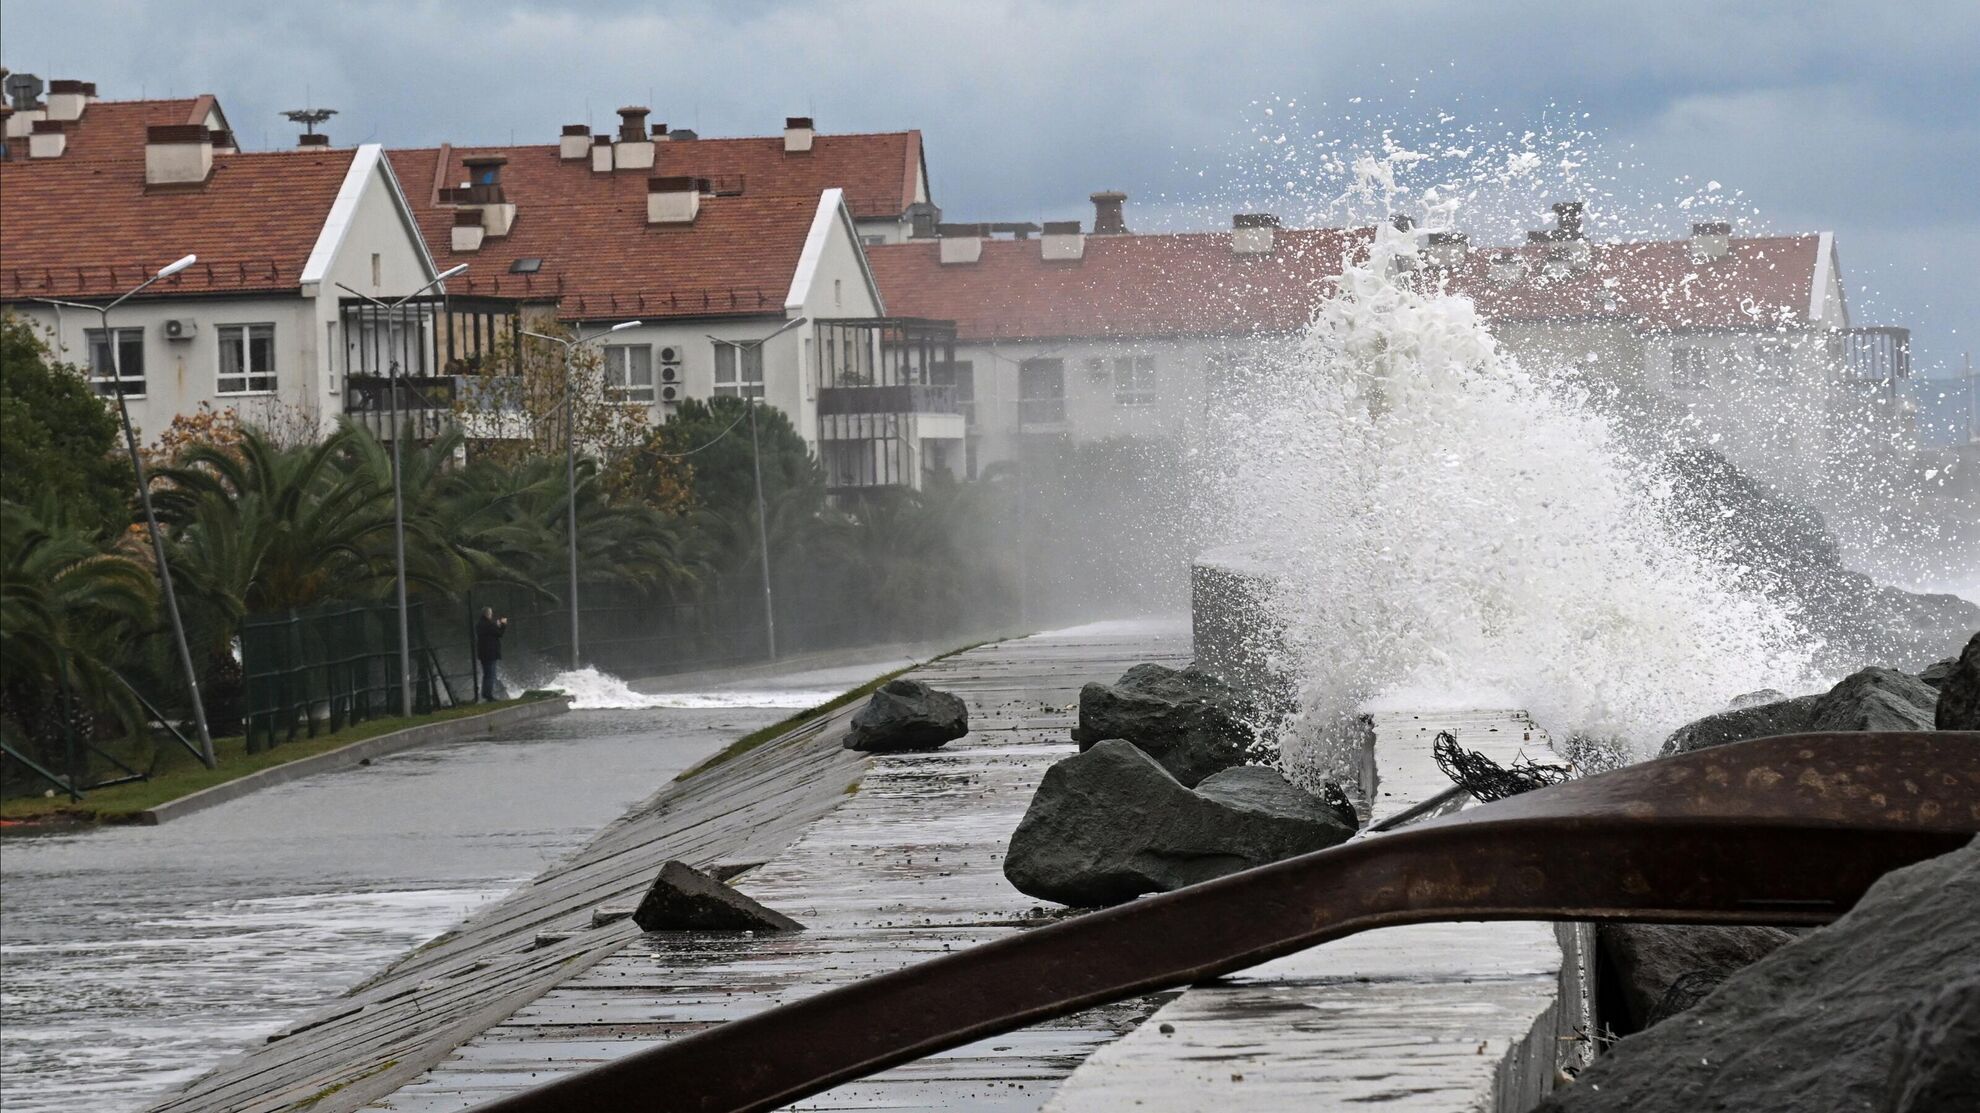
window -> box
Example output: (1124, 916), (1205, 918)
(370, 253), (382, 288)
(833, 278), (843, 307)
(218, 324), (277, 394)
(85, 327), (145, 397)
(932, 360), (975, 425)
(713, 342), (764, 399)
(1669, 344), (1708, 392)
(604, 344), (655, 402)
(1114, 355), (1156, 406)
(1018, 357), (1065, 424)
(509, 257), (543, 274)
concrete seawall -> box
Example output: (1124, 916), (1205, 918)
(137, 697), (572, 825)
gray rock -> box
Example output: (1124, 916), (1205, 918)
(1664, 666), (1938, 754)
(1728, 688), (1788, 709)
(1935, 631), (1980, 730)
(1003, 741), (1354, 907)
(1596, 923), (1797, 1033)
(1072, 663), (1254, 786)
(1535, 839), (1980, 1113)
(1883, 974), (1980, 1113)
(1916, 659), (1956, 691)
(632, 860), (804, 933)
(843, 678), (968, 752)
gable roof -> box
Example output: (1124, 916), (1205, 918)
(637, 130), (925, 221)
(868, 226), (1828, 343)
(387, 144), (855, 321)
(0, 99), (359, 302)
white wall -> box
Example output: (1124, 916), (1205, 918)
(314, 153), (440, 428)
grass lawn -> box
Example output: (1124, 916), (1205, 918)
(1, 697), (546, 826)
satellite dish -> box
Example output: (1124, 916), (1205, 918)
(4, 72), (44, 111)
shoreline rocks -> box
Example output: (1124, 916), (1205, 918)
(1071, 663), (1256, 787)
(844, 678), (968, 752)
(1664, 665), (1939, 754)
(1934, 631), (1980, 730)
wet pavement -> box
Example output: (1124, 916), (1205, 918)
(0, 659), (903, 1113)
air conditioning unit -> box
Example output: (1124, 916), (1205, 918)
(658, 345), (681, 364)
(660, 384), (680, 402)
(163, 318), (197, 341)
(659, 365), (678, 383)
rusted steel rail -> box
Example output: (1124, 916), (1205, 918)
(469, 732), (1980, 1113)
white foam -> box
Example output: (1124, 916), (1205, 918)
(1213, 166), (1815, 772)
(544, 667), (844, 710)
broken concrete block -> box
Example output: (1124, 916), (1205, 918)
(632, 860), (804, 933)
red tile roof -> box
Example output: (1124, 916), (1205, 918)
(1454, 234), (1823, 332)
(867, 228), (1375, 342)
(643, 131), (924, 220)
(388, 142), (857, 320)
(1, 99), (356, 301)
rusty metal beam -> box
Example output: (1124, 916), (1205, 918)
(467, 732), (1980, 1113)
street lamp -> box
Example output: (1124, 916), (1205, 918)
(334, 263), (469, 715)
(39, 254), (218, 768)
(519, 319), (641, 670)
(706, 315), (808, 661)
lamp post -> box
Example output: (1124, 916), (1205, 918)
(706, 315), (807, 662)
(39, 255), (218, 768)
(334, 263), (469, 715)
(520, 320), (642, 670)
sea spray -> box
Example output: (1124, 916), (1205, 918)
(1215, 184), (1815, 778)
(544, 667), (844, 711)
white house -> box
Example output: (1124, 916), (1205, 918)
(0, 84), (460, 440)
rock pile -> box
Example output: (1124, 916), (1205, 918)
(1664, 666), (1941, 754)
(1934, 631), (1980, 730)
(1003, 740), (1355, 907)
(843, 678), (969, 752)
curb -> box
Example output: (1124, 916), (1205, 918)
(136, 696), (573, 825)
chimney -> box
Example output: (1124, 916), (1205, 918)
(28, 119), (66, 159)
(1488, 250), (1526, 287)
(615, 106), (654, 169)
(1552, 201), (1585, 238)
(145, 124), (213, 183)
(1232, 213), (1278, 255)
(1690, 220), (1732, 263)
(452, 208), (486, 252)
(1423, 231), (1468, 269)
(44, 80), (93, 122)
(559, 124), (589, 160)
(590, 134), (614, 173)
(209, 128), (237, 153)
(936, 223), (985, 265)
(647, 175), (701, 224)
(3, 105), (42, 140)
(906, 201), (941, 239)
(1090, 191), (1129, 235)
(650, 122), (670, 141)
(299, 132), (330, 147)
(1041, 220), (1085, 261)
(783, 116), (814, 154)
(458, 155), (517, 236)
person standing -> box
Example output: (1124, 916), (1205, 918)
(475, 607), (508, 702)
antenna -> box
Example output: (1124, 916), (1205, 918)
(282, 107), (337, 134)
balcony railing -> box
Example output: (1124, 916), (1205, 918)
(1841, 326), (1911, 400)
(339, 293), (524, 440)
(817, 383), (957, 416)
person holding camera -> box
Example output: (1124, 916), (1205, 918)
(475, 607), (509, 702)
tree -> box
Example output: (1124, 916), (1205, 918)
(635, 396), (824, 515)
(0, 315), (130, 532)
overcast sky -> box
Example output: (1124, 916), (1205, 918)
(7, 0), (1975, 393)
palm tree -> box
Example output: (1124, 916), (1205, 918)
(0, 500), (157, 765)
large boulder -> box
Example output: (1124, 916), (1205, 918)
(843, 678), (968, 752)
(1935, 631), (1980, 730)
(1596, 923), (1798, 1033)
(1882, 974), (1980, 1113)
(1071, 663), (1255, 786)
(632, 860), (804, 933)
(1535, 839), (1980, 1113)
(1664, 666), (1938, 754)
(1004, 741), (1355, 907)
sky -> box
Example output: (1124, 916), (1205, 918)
(6, 0), (1976, 419)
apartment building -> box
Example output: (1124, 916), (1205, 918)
(0, 82), (470, 439)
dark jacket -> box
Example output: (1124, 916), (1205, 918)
(475, 617), (506, 662)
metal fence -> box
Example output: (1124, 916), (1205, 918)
(239, 599), (468, 752)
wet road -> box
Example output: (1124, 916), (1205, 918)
(0, 659), (903, 1113)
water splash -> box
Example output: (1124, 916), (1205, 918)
(1216, 165), (1816, 772)
(543, 667), (845, 710)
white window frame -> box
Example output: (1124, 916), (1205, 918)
(1669, 343), (1709, 393)
(217, 323), (279, 395)
(713, 342), (764, 399)
(85, 326), (146, 398)
(603, 343), (656, 403)
(1113, 354), (1157, 406)
(1018, 357), (1066, 424)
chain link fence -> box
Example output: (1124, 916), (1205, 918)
(239, 599), (468, 752)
